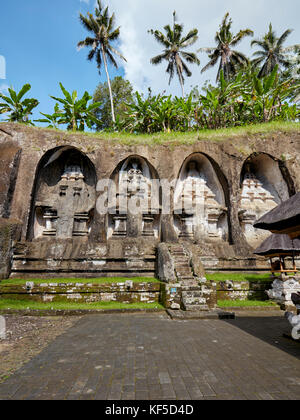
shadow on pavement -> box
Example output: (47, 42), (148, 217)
(224, 314), (300, 359)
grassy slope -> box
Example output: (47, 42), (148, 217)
(3, 121), (299, 146)
(218, 300), (278, 308)
(206, 272), (273, 282)
(0, 299), (164, 310)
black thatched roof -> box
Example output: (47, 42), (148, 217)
(254, 193), (300, 231)
(254, 234), (300, 256)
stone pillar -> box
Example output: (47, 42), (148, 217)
(127, 210), (142, 237)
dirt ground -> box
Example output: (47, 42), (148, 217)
(0, 316), (81, 383)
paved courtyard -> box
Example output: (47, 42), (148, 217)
(0, 311), (299, 400)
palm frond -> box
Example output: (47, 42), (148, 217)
(277, 29), (293, 48)
(201, 54), (220, 73)
(181, 60), (192, 77)
(180, 51), (200, 65)
(150, 52), (169, 65)
(231, 29), (253, 46)
(79, 14), (94, 33)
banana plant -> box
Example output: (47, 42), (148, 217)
(151, 95), (179, 132)
(248, 65), (299, 121)
(34, 103), (64, 129)
(50, 83), (102, 131)
(123, 92), (158, 133)
(0, 84), (39, 124)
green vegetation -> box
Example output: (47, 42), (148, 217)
(218, 299), (278, 308)
(2, 120), (298, 147)
(0, 299), (164, 311)
(92, 77), (134, 130)
(35, 83), (101, 131)
(149, 11), (200, 97)
(0, 277), (159, 286)
(78, 0), (126, 123)
(200, 13), (253, 81)
(251, 24), (294, 78)
(206, 272), (273, 283)
(1, 4), (299, 133)
(0, 84), (39, 124)
(118, 66), (299, 133)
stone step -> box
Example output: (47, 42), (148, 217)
(182, 291), (203, 298)
(181, 285), (201, 290)
(182, 304), (210, 312)
(174, 262), (190, 267)
(174, 263), (191, 269)
(175, 269), (193, 274)
(169, 245), (185, 251)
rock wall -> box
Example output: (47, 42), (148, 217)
(0, 280), (161, 304)
(0, 218), (22, 279)
(0, 123), (299, 278)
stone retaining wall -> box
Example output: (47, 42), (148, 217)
(0, 281), (161, 304)
(216, 280), (272, 301)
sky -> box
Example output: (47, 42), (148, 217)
(0, 0), (299, 122)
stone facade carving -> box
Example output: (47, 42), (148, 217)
(109, 158), (159, 239)
(174, 160), (227, 241)
(32, 151), (96, 239)
(239, 166), (278, 247)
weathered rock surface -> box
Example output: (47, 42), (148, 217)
(0, 218), (22, 279)
(0, 123), (299, 281)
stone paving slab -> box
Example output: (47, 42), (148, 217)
(0, 312), (299, 400)
(167, 309), (235, 320)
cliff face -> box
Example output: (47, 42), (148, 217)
(0, 123), (299, 278)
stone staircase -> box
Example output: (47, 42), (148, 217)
(168, 244), (211, 311)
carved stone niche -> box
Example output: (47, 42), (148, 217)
(238, 155), (291, 248)
(107, 156), (160, 239)
(173, 154), (228, 242)
(29, 147), (96, 240)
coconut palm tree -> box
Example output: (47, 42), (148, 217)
(199, 13), (253, 81)
(149, 11), (200, 97)
(251, 24), (297, 78)
(78, 0), (126, 123)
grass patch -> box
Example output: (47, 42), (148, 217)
(0, 299), (164, 311)
(218, 299), (277, 308)
(4, 121), (299, 146)
(206, 272), (273, 283)
(1, 277), (160, 286)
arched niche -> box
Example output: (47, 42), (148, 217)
(107, 155), (160, 239)
(173, 153), (229, 242)
(239, 153), (293, 247)
(27, 146), (97, 240)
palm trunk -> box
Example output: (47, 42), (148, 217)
(178, 70), (185, 98)
(101, 45), (115, 124)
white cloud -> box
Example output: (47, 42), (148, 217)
(0, 55), (6, 80)
(0, 84), (9, 94)
(107, 0), (300, 96)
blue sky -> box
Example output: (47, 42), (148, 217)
(0, 0), (299, 123)
(0, 0), (123, 121)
